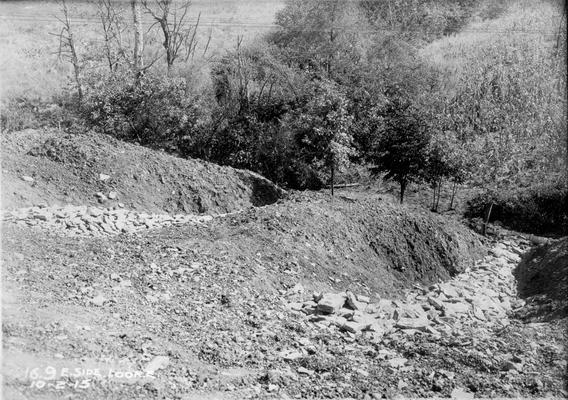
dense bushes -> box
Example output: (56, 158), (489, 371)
(11, 0), (564, 211)
(465, 182), (568, 235)
(360, 0), (479, 43)
(81, 73), (201, 150)
(0, 96), (78, 133)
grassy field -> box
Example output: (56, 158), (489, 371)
(0, 0), (284, 101)
(420, 0), (564, 95)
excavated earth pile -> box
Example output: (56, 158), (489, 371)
(513, 237), (568, 321)
(1, 191), (485, 298)
(209, 192), (486, 297)
(2, 129), (567, 399)
(1, 129), (284, 213)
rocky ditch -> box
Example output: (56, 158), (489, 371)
(288, 239), (533, 374)
(1, 205), (215, 237)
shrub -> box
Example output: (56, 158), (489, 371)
(81, 72), (200, 150)
(366, 97), (431, 203)
(465, 181), (568, 235)
(0, 96), (78, 133)
(1, 99), (40, 133)
(180, 42), (327, 190)
(180, 106), (324, 190)
(284, 80), (356, 193)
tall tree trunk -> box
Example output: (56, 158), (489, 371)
(431, 183), (437, 211)
(449, 181), (458, 210)
(330, 159), (335, 197)
(435, 181), (442, 212)
(400, 179), (406, 204)
(160, 18), (173, 73)
(482, 202), (494, 236)
(131, 0), (144, 83)
(71, 45), (83, 103)
(59, 0), (83, 103)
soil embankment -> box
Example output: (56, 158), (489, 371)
(514, 237), (568, 321)
(3, 190), (486, 299)
(3, 209), (566, 399)
(1, 129), (284, 213)
(198, 191), (486, 297)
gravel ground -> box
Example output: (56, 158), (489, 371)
(2, 195), (567, 399)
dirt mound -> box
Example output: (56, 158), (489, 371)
(2, 189), (486, 298)
(1, 129), (284, 213)
(513, 237), (568, 321)
(181, 191), (487, 297)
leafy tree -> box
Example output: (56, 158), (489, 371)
(422, 130), (473, 211)
(423, 135), (450, 212)
(211, 40), (302, 118)
(367, 97), (430, 203)
(286, 80), (356, 195)
(269, 0), (370, 85)
(187, 41), (315, 188)
(444, 135), (473, 210)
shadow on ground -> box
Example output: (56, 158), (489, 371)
(513, 237), (568, 322)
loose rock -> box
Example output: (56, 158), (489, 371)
(317, 293), (347, 314)
(144, 356), (170, 375)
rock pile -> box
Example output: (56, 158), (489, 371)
(292, 240), (527, 341)
(2, 205), (213, 237)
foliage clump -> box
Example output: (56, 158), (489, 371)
(81, 73), (200, 150)
(365, 98), (431, 203)
(465, 181), (568, 235)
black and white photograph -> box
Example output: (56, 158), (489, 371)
(1, 0), (567, 398)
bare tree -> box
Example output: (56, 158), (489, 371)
(96, 0), (127, 73)
(53, 0), (83, 102)
(125, 0), (163, 84)
(142, 0), (208, 73)
(131, 0), (144, 81)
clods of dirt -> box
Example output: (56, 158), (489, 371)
(1, 129), (285, 214)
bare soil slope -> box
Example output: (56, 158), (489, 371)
(2, 193), (484, 399)
(1, 129), (284, 213)
(205, 191), (486, 298)
(514, 237), (568, 321)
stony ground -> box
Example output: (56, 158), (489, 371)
(2, 129), (566, 399)
(3, 194), (567, 400)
